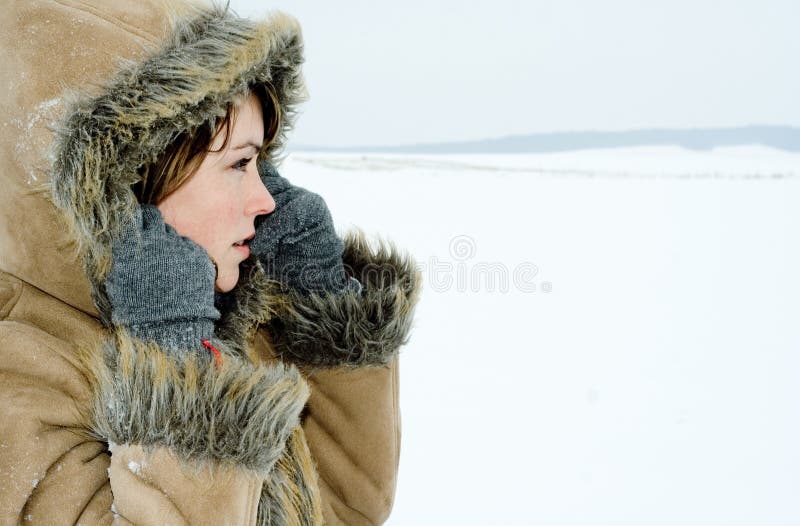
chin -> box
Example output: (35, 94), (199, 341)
(215, 267), (240, 293)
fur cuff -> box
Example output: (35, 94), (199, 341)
(260, 229), (422, 368)
(80, 328), (309, 476)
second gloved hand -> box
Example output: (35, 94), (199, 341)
(250, 160), (360, 295)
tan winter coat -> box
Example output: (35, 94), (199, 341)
(0, 1), (421, 524)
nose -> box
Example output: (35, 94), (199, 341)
(246, 165), (275, 216)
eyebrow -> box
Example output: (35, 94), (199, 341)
(232, 141), (262, 152)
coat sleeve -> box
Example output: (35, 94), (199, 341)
(82, 328), (323, 525)
(0, 318), (115, 525)
(303, 358), (402, 525)
(256, 230), (422, 525)
(1, 265), (324, 525)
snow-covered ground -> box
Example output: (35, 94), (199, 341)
(281, 147), (800, 525)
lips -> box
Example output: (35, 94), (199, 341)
(233, 232), (256, 247)
(232, 232), (255, 259)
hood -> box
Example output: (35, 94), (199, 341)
(0, 0), (306, 322)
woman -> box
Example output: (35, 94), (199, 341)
(0, 1), (420, 524)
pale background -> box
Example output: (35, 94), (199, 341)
(230, 0), (799, 148)
(230, 2), (799, 524)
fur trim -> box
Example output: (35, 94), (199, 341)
(258, 427), (324, 526)
(259, 228), (423, 368)
(48, 5), (306, 323)
(215, 257), (275, 359)
(79, 327), (309, 477)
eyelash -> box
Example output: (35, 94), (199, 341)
(232, 157), (252, 171)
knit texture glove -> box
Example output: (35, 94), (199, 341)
(105, 204), (220, 351)
(250, 161), (362, 295)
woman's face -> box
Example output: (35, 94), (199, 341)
(158, 92), (274, 292)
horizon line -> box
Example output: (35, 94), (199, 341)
(291, 124), (800, 154)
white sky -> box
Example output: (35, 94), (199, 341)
(230, 0), (800, 148)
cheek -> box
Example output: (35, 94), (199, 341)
(159, 201), (218, 258)
(205, 191), (243, 254)
(158, 177), (243, 260)
(217, 199), (240, 239)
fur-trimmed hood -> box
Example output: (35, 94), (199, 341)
(51, 4), (305, 290)
(48, 3), (306, 326)
(1, 1), (306, 322)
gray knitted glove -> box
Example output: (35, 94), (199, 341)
(250, 161), (361, 295)
(105, 204), (220, 352)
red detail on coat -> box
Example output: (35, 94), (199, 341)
(201, 339), (223, 370)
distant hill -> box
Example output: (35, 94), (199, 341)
(294, 125), (800, 154)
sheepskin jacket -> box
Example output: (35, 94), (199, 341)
(0, 1), (421, 524)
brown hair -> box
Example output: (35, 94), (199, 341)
(134, 82), (281, 205)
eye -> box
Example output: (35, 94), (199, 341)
(232, 157), (252, 171)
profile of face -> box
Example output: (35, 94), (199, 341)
(157, 92), (275, 292)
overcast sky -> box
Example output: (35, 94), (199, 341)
(230, 0), (799, 148)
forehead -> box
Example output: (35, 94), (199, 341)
(211, 93), (265, 152)
(231, 93), (265, 140)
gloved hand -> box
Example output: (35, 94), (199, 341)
(250, 160), (361, 295)
(104, 204), (221, 352)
